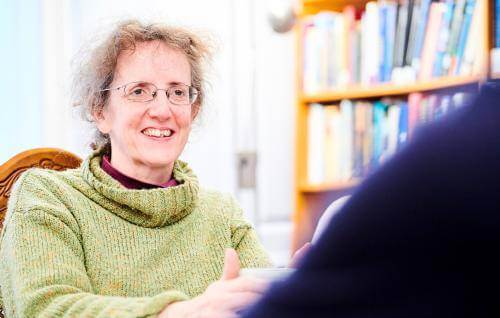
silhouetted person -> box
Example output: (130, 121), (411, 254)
(244, 83), (500, 318)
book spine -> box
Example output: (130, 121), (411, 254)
(432, 0), (455, 77)
(443, 0), (467, 75)
(405, 0), (420, 66)
(418, 2), (445, 80)
(307, 104), (326, 184)
(410, 0), (432, 72)
(452, 0), (476, 76)
(496, 0), (500, 47)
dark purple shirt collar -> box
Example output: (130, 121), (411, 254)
(101, 155), (178, 189)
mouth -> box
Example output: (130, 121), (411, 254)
(141, 128), (175, 139)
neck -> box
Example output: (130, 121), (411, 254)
(109, 153), (174, 186)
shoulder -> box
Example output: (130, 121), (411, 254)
(2, 168), (83, 244)
(7, 167), (81, 217)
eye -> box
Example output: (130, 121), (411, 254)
(173, 88), (187, 96)
(132, 88), (146, 96)
(125, 82), (153, 98)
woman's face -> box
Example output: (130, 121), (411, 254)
(95, 41), (197, 180)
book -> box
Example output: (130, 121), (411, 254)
(307, 104), (325, 184)
(433, 0), (455, 77)
(362, 2), (381, 84)
(496, 0), (500, 47)
(339, 100), (354, 181)
(419, 2), (446, 80)
(443, 0), (467, 75)
(372, 101), (388, 167)
(324, 106), (341, 182)
(397, 101), (409, 148)
(386, 103), (401, 159)
(393, 0), (409, 69)
(460, 0), (483, 75)
(344, 5), (357, 85)
(410, 0), (432, 73)
(404, 0), (418, 66)
(452, 0), (476, 75)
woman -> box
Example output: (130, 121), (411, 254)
(0, 20), (272, 318)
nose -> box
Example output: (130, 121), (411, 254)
(147, 90), (174, 121)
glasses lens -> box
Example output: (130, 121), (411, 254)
(168, 85), (198, 105)
(124, 82), (155, 102)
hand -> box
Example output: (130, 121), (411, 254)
(289, 242), (312, 268)
(159, 248), (269, 318)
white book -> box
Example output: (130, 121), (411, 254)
(362, 2), (381, 84)
(339, 100), (354, 180)
(303, 22), (321, 94)
(308, 104), (326, 184)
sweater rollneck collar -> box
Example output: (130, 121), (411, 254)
(81, 149), (199, 228)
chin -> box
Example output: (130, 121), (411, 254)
(140, 153), (177, 168)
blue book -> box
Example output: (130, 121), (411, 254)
(496, 0), (500, 47)
(398, 101), (409, 149)
(379, 4), (389, 82)
(372, 101), (387, 167)
(384, 3), (397, 81)
(454, 0), (476, 75)
(433, 0), (454, 77)
(411, 0), (432, 69)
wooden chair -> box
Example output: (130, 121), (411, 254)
(0, 148), (82, 227)
(0, 148), (81, 318)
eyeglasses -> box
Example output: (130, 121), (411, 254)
(101, 81), (199, 105)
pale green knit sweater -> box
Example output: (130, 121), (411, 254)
(0, 151), (271, 317)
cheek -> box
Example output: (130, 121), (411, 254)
(176, 109), (194, 130)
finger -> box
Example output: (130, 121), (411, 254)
(289, 242), (312, 268)
(221, 248), (240, 280)
(224, 276), (270, 294)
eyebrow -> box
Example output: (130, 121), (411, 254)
(133, 80), (190, 86)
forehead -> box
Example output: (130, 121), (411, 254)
(114, 40), (191, 84)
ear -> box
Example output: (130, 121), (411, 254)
(191, 103), (200, 120)
(93, 106), (112, 134)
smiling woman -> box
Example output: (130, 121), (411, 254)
(0, 20), (271, 318)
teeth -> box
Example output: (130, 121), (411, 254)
(143, 128), (173, 138)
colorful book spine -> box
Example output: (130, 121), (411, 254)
(452, 0), (476, 75)
(433, 0), (455, 77)
(443, 0), (467, 75)
(496, 0), (500, 47)
(419, 2), (445, 80)
(410, 0), (432, 71)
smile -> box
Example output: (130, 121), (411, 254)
(141, 128), (174, 138)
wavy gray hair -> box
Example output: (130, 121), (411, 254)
(72, 19), (213, 151)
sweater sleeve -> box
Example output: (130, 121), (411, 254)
(0, 173), (189, 318)
(227, 195), (273, 268)
(0, 209), (188, 318)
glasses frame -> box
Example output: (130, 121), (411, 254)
(100, 81), (199, 106)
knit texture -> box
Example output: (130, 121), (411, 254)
(0, 150), (271, 317)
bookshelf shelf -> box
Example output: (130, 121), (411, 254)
(300, 76), (483, 104)
(301, 0), (368, 15)
(298, 179), (360, 193)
